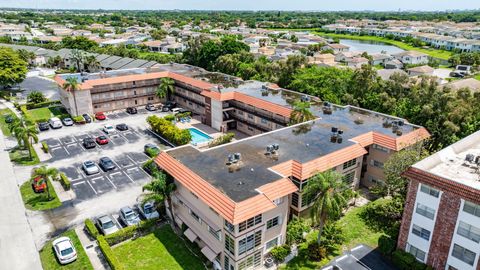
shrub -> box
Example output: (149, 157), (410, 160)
(164, 114), (175, 121)
(321, 223), (345, 253)
(145, 147), (160, 158)
(391, 250), (429, 270)
(85, 219), (99, 238)
(13, 102), (20, 109)
(104, 219), (157, 246)
(360, 197), (403, 234)
(73, 115), (85, 123)
(25, 100), (61, 110)
(269, 244), (290, 262)
(307, 242), (327, 261)
(208, 132), (235, 147)
(20, 105), (28, 115)
(41, 141), (49, 153)
(378, 235), (396, 256)
(27, 91), (47, 104)
(59, 172), (71, 190)
(286, 218), (309, 244)
(147, 115), (191, 145)
(143, 159), (160, 175)
(97, 235), (123, 270)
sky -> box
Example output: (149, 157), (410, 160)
(1, 0), (480, 11)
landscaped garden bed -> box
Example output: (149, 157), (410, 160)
(20, 178), (61, 211)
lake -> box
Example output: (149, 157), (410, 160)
(339, 39), (405, 55)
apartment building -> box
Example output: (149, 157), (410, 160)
(398, 130), (480, 270)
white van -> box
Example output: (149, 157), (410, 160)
(48, 117), (63, 129)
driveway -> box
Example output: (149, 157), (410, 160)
(322, 245), (398, 270)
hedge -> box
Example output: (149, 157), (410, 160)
(25, 100), (61, 110)
(208, 132), (235, 147)
(104, 219), (157, 246)
(392, 250), (429, 270)
(270, 245), (290, 262)
(59, 172), (71, 191)
(85, 219), (99, 239)
(41, 141), (49, 153)
(97, 235), (123, 270)
(147, 115), (191, 146)
(73, 115), (85, 123)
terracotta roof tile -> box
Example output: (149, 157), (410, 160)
(258, 178), (298, 201)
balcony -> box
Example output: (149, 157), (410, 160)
(92, 92), (156, 104)
(230, 101), (288, 126)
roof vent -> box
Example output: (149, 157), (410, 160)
(238, 181), (244, 185)
(300, 95), (311, 102)
(265, 144), (279, 155)
(226, 153), (241, 165)
(323, 101), (332, 115)
(383, 119), (392, 128)
(466, 154), (475, 163)
(475, 156), (480, 165)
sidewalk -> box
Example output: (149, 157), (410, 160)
(2, 100), (22, 118)
(0, 115), (42, 270)
(74, 226), (109, 270)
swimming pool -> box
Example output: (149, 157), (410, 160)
(189, 128), (212, 145)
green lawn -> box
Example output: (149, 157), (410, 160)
(313, 32), (453, 60)
(9, 145), (40, 165)
(26, 106), (69, 122)
(281, 203), (386, 270)
(474, 74), (480, 81)
(39, 230), (93, 270)
(112, 226), (205, 270)
(19, 178), (62, 211)
(0, 108), (18, 136)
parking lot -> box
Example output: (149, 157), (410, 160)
(322, 245), (397, 270)
(39, 109), (169, 202)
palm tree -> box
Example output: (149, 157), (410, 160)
(32, 166), (59, 201)
(142, 171), (177, 225)
(70, 49), (85, 72)
(9, 117), (38, 160)
(303, 170), (347, 245)
(63, 77), (80, 116)
(85, 55), (100, 72)
(156, 77), (175, 101)
(290, 101), (316, 125)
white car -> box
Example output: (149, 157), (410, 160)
(48, 117), (62, 129)
(103, 124), (115, 134)
(171, 108), (183, 114)
(137, 201), (160, 220)
(119, 206), (141, 226)
(96, 215), (120, 235)
(82, 160), (99, 175)
(52, 236), (77, 265)
(62, 118), (74, 126)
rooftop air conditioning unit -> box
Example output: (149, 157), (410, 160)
(466, 154), (475, 163)
(301, 95), (310, 102)
(323, 102), (333, 115)
(234, 153), (242, 161)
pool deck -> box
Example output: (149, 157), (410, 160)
(176, 118), (223, 148)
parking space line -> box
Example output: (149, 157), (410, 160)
(63, 146), (70, 155)
(109, 172), (121, 177)
(105, 175), (117, 189)
(72, 181), (86, 186)
(126, 155), (136, 165)
(50, 146), (61, 151)
(124, 171), (135, 183)
(77, 167), (86, 178)
(111, 159), (121, 170)
(91, 176), (103, 181)
(86, 180), (98, 195)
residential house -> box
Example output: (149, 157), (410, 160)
(346, 57), (369, 68)
(407, 65), (435, 77)
(393, 51), (429, 65)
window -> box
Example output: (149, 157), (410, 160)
(224, 234), (235, 255)
(343, 158), (357, 170)
(368, 176), (384, 185)
(248, 114), (254, 119)
(457, 221), (480, 243)
(247, 127), (254, 132)
(342, 171), (355, 184)
(224, 220), (235, 233)
(237, 110), (244, 116)
(190, 210), (201, 223)
(452, 244), (476, 266)
(208, 225), (221, 241)
(373, 144), (390, 153)
(238, 230), (262, 256)
(408, 245), (426, 262)
(411, 224), (430, 241)
(224, 255), (230, 270)
(420, 184), (440, 198)
(463, 201), (480, 218)
(265, 237), (278, 250)
(266, 217), (279, 229)
(292, 193), (299, 208)
(147, 97), (154, 100)
(238, 251), (261, 270)
(261, 118), (268, 124)
(238, 214), (262, 232)
(370, 160), (384, 169)
(416, 203), (435, 220)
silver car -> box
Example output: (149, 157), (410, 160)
(119, 206), (141, 226)
(62, 118), (74, 126)
(96, 215), (119, 235)
(137, 201), (160, 220)
(82, 160), (99, 175)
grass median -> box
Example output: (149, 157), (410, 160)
(20, 179), (61, 211)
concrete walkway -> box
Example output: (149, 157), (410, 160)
(0, 103), (42, 270)
(75, 226), (109, 270)
(2, 100), (22, 118)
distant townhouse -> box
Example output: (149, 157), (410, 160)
(398, 130), (480, 270)
(370, 53), (393, 66)
(309, 53), (336, 66)
(346, 57), (369, 68)
(407, 65), (435, 77)
(393, 51), (429, 65)
(322, 43), (350, 53)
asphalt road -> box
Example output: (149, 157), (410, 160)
(322, 245), (398, 270)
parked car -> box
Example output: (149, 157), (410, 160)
(99, 157), (116, 171)
(144, 143), (160, 155)
(116, 123), (128, 131)
(32, 176), (46, 193)
(162, 101), (177, 112)
(96, 215), (120, 235)
(62, 117), (74, 126)
(103, 124), (115, 134)
(119, 206), (141, 226)
(49, 117), (63, 129)
(126, 107), (137, 114)
(171, 108), (183, 114)
(95, 112), (106, 120)
(82, 160), (99, 175)
(38, 122), (50, 131)
(82, 137), (96, 149)
(4, 114), (13, 123)
(137, 201), (159, 220)
(52, 236), (77, 265)
(145, 103), (156, 111)
(450, 71), (465, 78)
(82, 114), (92, 123)
(96, 136), (109, 145)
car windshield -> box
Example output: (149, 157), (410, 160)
(85, 162), (95, 167)
(144, 205), (154, 214)
(103, 160), (113, 165)
(103, 220), (114, 229)
(60, 247), (74, 256)
(107, 126), (113, 129)
(125, 211), (137, 220)
(99, 136), (106, 140)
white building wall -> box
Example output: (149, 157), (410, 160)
(210, 99), (223, 131)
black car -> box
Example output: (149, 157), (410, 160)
(116, 123), (128, 131)
(99, 157), (116, 171)
(126, 107), (137, 114)
(38, 122), (50, 131)
(83, 114), (92, 123)
(82, 137), (96, 149)
(162, 101), (177, 112)
(4, 114), (14, 123)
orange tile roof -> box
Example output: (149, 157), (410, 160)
(233, 92), (292, 118)
(258, 178), (298, 201)
(351, 128), (431, 151)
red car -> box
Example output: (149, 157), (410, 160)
(96, 135), (109, 145)
(32, 176), (46, 193)
(95, 112), (106, 120)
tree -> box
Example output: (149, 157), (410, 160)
(142, 171), (176, 225)
(0, 47), (28, 88)
(32, 165), (59, 201)
(9, 117), (38, 160)
(17, 49), (36, 65)
(290, 101), (315, 125)
(70, 49), (85, 72)
(61, 36), (98, 51)
(84, 55), (100, 72)
(62, 77), (80, 115)
(27, 91), (47, 104)
(303, 171), (347, 244)
(157, 77), (175, 101)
